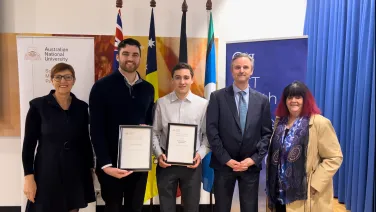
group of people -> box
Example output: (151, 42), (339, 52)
(22, 38), (343, 212)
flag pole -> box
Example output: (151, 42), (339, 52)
(206, 0), (212, 25)
(179, 0), (188, 63)
(180, 1), (188, 206)
(116, 0), (122, 8)
(150, 0), (156, 7)
(205, 1), (214, 211)
(182, 0), (188, 12)
(149, 2), (156, 212)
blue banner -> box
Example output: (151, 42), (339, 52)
(226, 37), (308, 120)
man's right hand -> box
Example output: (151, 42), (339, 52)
(24, 174), (37, 203)
(226, 159), (241, 169)
(103, 167), (133, 179)
(158, 154), (171, 168)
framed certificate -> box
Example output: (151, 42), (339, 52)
(165, 123), (198, 165)
(117, 125), (152, 171)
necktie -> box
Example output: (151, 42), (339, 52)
(238, 91), (248, 134)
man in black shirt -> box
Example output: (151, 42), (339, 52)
(89, 38), (154, 212)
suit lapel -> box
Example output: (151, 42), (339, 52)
(225, 86), (241, 130)
(245, 88), (258, 132)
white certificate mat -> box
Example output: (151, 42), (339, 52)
(166, 123), (197, 165)
(118, 126), (152, 171)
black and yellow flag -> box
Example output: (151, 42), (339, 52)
(146, 8), (159, 101)
(144, 8), (159, 203)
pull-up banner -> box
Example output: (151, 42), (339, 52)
(226, 36), (308, 120)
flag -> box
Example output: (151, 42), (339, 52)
(113, 9), (123, 72)
(179, 10), (187, 63)
(174, 8), (188, 199)
(145, 9), (159, 101)
(202, 11), (216, 193)
(144, 8), (159, 203)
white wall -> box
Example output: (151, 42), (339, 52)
(0, 0), (307, 207)
(0, 137), (21, 206)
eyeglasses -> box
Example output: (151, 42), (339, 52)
(53, 75), (74, 81)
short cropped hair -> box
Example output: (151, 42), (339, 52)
(171, 62), (194, 78)
(50, 63), (75, 80)
(117, 38), (142, 56)
(231, 52), (255, 68)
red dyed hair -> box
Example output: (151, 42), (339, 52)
(275, 81), (321, 117)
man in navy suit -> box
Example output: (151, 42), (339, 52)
(206, 53), (272, 212)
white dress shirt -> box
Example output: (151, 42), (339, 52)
(153, 91), (210, 160)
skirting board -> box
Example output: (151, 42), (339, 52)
(0, 207), (20, 212)
(0, 205), (214, 212)
(98, 205), (214, 212)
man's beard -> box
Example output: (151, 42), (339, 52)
(120, 62), (139, 73)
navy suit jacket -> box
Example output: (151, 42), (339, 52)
(206, 85), (272, 172)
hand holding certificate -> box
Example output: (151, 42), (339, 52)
(165, 123), (198, 165)
(117, 125), (152, 171)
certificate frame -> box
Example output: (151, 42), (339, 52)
(117, 125), (153, 172)
(165, 123), (198, 166)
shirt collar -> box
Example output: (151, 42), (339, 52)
(233, 83), (249, 95)
(118, 68), (142, 86)
(170, 91), (194, 102)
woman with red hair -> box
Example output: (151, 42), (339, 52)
(266, 81), (343, 212)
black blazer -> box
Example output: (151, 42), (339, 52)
(206, 85), (272, 172)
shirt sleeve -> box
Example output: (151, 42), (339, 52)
(152, 100), (164, 158)
(197, 106), (210, 159)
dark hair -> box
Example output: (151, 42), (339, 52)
(117, 38), (141, 56)
(50, 63), (75, 79)
(171, 62), (194, 78)
(275, 81), (321, 117)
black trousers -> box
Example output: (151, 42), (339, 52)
(156, 164), (202, 212)
(96, 170), (148, 212)
(275, 203), (286, 212)
(213, 170), (260, 212)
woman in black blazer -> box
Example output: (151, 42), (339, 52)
(22, 63), (95, 212)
